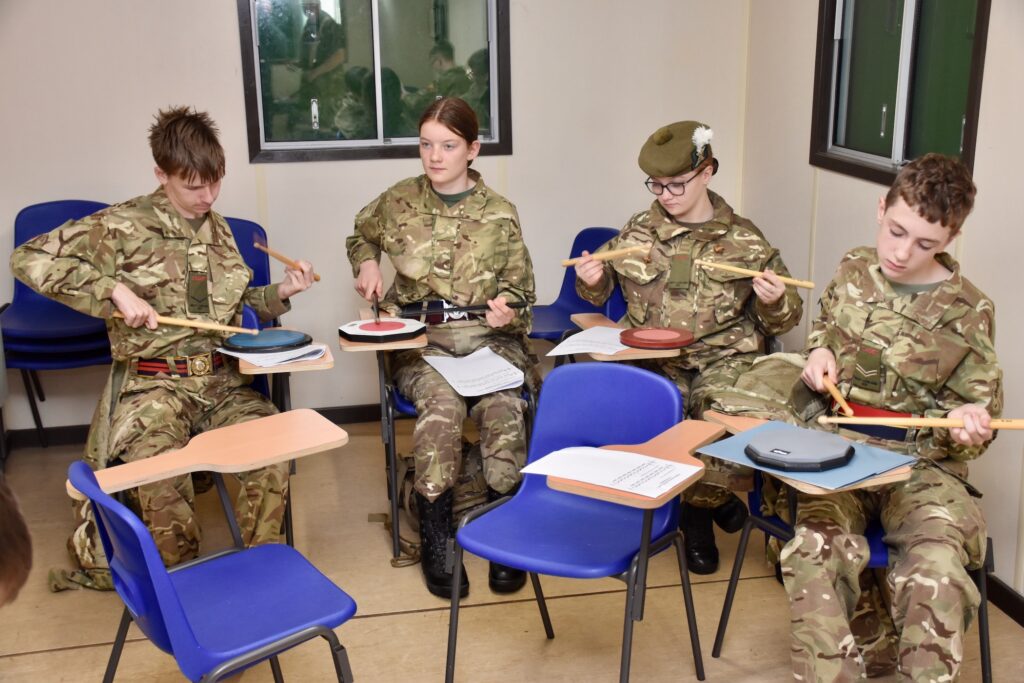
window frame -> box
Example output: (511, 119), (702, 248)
(236, 0), (512, 163)
(808, 0), (991, 185)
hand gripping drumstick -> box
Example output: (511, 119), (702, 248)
(253, 241), (322, 282)
(562, 245), (648, 267)
(694, 260), (814, 289)
(822, 377), (854, 417)
(113, 312), (257, 335)
(818, 416), (1024, 430)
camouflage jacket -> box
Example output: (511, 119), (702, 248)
(10, 188), (290, 361)
(807, 247), (1003, 464)
(347, 170), (536, 336)
(576, 191), (803, 370)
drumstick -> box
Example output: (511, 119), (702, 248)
(562, 245), (647, 267)
(694, 260), (814, 289)
(372, 293), (381, 324)
(398, 301), (529, 317)
(818, 416), (1024, 430)
(113, 312), (258, 335)
(822, 377), (854, 417)
(253, 241), (322, 282)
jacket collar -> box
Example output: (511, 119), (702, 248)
(149, 187), (221, 244)
(864, 250), (964, 329)
(416, 169), (488, 219)
(652, 190), (735, 242)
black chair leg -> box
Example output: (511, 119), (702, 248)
(712, 517), (755, 658)
(29, 369), (45, 401)
(619, 562), (639, 683)
(269, 655), (284, 683)
(103, 607), (133, 683)
(385, 418), (402, 559)
(529, 572), (554, 638)
(322, 631), (354, 683)
(0, 407), (8, 473)
(445, 542), (467, 683)
(976, 537), (993, 683)
(19, 369), (47, 447)
(283, 494), (295, 547)
(674, 534), (705, 680)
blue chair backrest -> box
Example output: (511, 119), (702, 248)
(12, 200), (110, 308)
(555, 227), (620, 310)
(68, 462), (197, 659)
(225, 216), (271, 288)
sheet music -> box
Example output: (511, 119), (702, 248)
(424, 347), (524, 397)
(218, 343), (327, 368)
(546, 325), (629, 356)
(521, 447), (701, 499)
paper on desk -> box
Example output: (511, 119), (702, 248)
(521, 447), (702, 499)
(218, 343), (327, 368)
(424, 347), (524, 397)
(546, 325), (628, 356)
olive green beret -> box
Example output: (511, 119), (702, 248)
(638, 120), (719, 177)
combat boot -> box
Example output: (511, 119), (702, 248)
(416, 490), (469, 599)
(680, 503), (719, 574)
(486, 487), (526, 593)
(710, 492), (749, 533)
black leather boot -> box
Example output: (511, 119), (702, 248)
(486, 487), (526, 593)
(710, 492), (749, 533)
(417, 490), (469, 599)
(680, 503), (719, 575)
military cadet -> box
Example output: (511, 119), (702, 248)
(574, 120), (803, 573)
(10, 106), (316, 588)
(774, 153), (1001, 681)
(0, 476), (32, 607)
(347, 96), (535, 599)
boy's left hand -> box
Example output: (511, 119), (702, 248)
(947, 404), (993, 446)
(753, 269), (785, 305)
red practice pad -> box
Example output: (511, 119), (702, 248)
(620, 327), (695, 350)
(338, 317), (426, 343)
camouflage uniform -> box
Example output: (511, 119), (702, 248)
(576, 191), (803, 505)
(347, 171), (536, 501)
(10, 188), (291, 576)
(777, 247), (1002, 681)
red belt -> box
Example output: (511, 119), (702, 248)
(135, 353), (223, 378)
(835, 400), (913, 440)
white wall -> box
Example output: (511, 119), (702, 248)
(741, 0), (1024, 588)
(0, 0), (748, 427)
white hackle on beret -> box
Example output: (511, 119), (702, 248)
(692, 126), (713, 155)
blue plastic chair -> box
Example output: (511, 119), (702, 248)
(69, 461), (357, 683)
(712, 470), (993, 682)
(2, 200), (113, 446)
(530, 227), (627, 342)
(444, 363), (704, 682)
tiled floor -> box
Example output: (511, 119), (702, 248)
(1, 420), (1020, 682)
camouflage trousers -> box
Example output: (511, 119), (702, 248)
(394, 325), (530, 503)
(637, 352), (759, 507)
(780, 463), (986, 682)
(75, 371), (288, 571)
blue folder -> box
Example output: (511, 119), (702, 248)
(696, 421), (916, 490)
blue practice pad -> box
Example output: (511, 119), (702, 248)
(222, 329), (312, 353)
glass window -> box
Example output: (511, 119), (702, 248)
(238, 0), (510, 162)
(809, 0), (990, 185)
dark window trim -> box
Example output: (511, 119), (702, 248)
(808, 0), (990, 186)
(235, 0), (512, 163)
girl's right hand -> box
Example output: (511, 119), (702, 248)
(574, 251), (605, 287)
(355, 260), (384, 301)
(801, 347), (837, 393)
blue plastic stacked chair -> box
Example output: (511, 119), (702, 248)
(1, 200), (113, 446)
(69, 461), (357, 682)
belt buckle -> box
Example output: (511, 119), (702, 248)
(188, 353), (212, 377)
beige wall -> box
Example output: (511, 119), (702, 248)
(742, 0), (1024, 587)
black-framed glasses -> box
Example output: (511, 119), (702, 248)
(645, 176), (692, 196)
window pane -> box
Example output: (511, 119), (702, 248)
(378, 0), (491, 139)
(833, 0), (904, 157)
(905, 0), (977, 159)
(256, 0), (375, 142)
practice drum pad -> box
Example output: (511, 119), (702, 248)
(620, 327), (695, 350)
(222, 329), (312, 353)
(338, 317), (426, 343)
(745, 428), (854, 472)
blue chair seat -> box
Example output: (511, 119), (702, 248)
(457, 477), (677, 578)
(3, 333), (109, 354)
(529, 304), (581, 342)
(1, 297), (107, 339)
(171, 544), (356, 665)
(5, 348), (111, 370)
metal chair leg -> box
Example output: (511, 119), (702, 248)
(29, 369), (45, 401)
(530, 572), (554, 638)
(322, 631), (354, 683)
(712, 517), (755, 657)
(269, 655), (284, 683)
(445, 541), (467, 683)
(976, 537), (993, 683)
(675, 534), (706, 680)
(384, 410), (402, 558)
(283, 494), (295, 547)
(19, 369), (47, 447)
(102, 607), (133, 683)
(0, 408), (8, 473)
(619, 563), (639, 683)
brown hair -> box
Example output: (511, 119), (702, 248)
(885, 153), (977, 234)
(148, 106), (226, 184)
(418, 97), (479, 145)
(0, 477), (32, 606)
